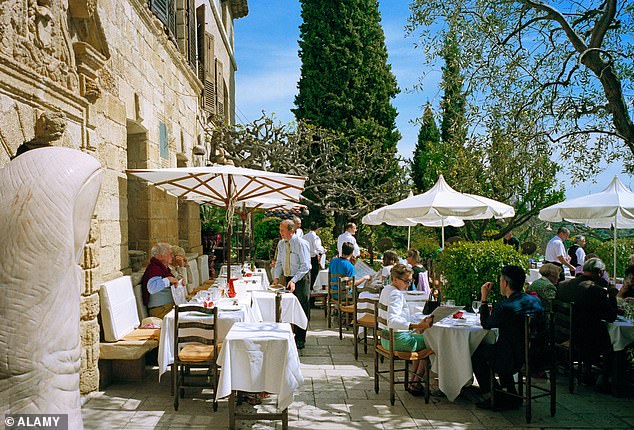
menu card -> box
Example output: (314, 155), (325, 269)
(429, 306), (464, 322)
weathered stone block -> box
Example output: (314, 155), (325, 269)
(80, 367), (99, 394)
(80, 293), (100, 321)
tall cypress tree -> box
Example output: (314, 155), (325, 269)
(411, 104), (441, 193)
(439, 23), (467, 176)
(293, 0), (400, 150)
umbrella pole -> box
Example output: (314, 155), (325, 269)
(614, 215), (617, 281)
(226, 179), (232, 285)
(241, 213), (246, 264)
(441, 218), (445, 249)
(407, 226), (411, 250)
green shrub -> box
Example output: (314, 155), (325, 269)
(583, 236), (602, 255)
(416, 237), (441, 261)
(253, 216), (281, 260)
(439, 241), (528, 306)
(594, 238), (634, 278)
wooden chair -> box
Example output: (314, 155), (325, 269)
(491, 313), (556, 423)
(326, 272), (343, 328)
(173, 304), (220, 411)
(337, 277), (356, 340)
(373, 301), (432, 406)
(352, 283), (378, 360)
(552, 300), (579, 393)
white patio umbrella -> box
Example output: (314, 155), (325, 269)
(538, 176), (634, 280)
(362, 175), (514, 247)
(127, 165), (306, 282)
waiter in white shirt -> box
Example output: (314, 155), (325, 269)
(337, 222), (360, 259)
(304, 223), (326, 290)
(293, 216), (304, 238)
(273, 219), (311, 349)
(544, 226), (575, 282)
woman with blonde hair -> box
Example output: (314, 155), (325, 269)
(378, 263), (434, 395)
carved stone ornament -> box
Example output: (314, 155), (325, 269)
(0, 0), (110, 102)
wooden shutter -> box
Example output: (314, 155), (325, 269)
(196, 6), (205, 81)
(150, 0), (169, 25)
(216, 59), (224, 118)
(203, 33), (216, 115)
(187, 0), (196, 71)
(167, 0), (177, 41)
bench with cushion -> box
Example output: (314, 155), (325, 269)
(98, 275), (159, 387)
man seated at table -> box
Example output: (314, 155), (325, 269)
(472, 265), (543, 410)
(273, 219), (311, 349)
(141, 242), (179, 319)
(555, 257), (617, 389)
(329, 242), (371, 298)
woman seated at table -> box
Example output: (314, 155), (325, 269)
(406, 249), (427, 291)
(379, 263), (434, 395)
(526, 263), (560, 310)
(381, 250), (399, 286)
(617, 264), (634, 300)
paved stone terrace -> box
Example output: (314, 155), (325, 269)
(82, 309), (634, 429)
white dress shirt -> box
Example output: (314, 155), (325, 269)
(295, 228), (304, 238)
(337, 231), (360, 257)
(273, 235), (311, 284)
(303, 231), (325, 258)
(378, 285), (415, 331)
(545, 235), (566, 262)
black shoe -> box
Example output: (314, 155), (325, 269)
(476, 399), (493, 410)
(296, 340), (305, 350)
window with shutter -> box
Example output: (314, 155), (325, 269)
(159, 122), (169, 160)
(196, 6), (205, 82)
(167, 0), (177, 41)
(203, 33), (216, 115)
(150, 0), (169, 25)
(187, 0), (197, 72)
(216, 59), (224, 118)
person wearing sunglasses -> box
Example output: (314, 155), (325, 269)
(378, 263), (434, 395)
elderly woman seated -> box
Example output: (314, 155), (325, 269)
(169, 245), (189, 287)
(378, 263), (434, 396)
(526, 263), (561, 310)
(617, 264), (634, 300)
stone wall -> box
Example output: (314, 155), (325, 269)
(0, 0), (245, 395)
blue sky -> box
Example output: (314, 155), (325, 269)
(233, 1), (631, 199)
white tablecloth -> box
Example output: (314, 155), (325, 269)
(216, 322), (303, 410)
(251, 291), (308, 329)
(423, 312), (496, 402)
(528, 267), (573, 283)
(219, 264), (243, 279)
(312, 269), (329, 291)
(607, 317), (634, 351)
(158, 301), (257, 379)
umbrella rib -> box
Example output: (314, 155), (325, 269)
(254, 175), (304, 192)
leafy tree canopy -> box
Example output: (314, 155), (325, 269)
(408, 0), (634, 177)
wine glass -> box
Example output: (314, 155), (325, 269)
(472, 300), (481, 316)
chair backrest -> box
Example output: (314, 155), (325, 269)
(186, 255), (200, 293)
(353, 283), (377, 320)
(198, 254), (210, 283)
(173, 305), (218, 362)
(328, 271), (343, 298)
(339, 276), (355, 305)
(552, 299), (574, 345)
(100, 275), (140, 342)
(275, 292), (282, 323)
(377, 301), (388, 331)
(403, 291), (428, 315)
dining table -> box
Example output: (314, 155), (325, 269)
(423, 312), (497, 402)
(216, 322), (303, 429)
(606, 315), (634, 397)
(157, 274), (309, 380)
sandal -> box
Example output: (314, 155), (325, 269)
(407, 382), (426, 396)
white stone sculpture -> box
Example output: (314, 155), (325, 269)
(0, 147), (103, 429)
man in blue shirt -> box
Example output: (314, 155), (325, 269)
(472, 265), (543, 410)
(329, 242), (371, 298)
(273, 219), (311, 349)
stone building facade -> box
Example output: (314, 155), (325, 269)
(0, 0), (248, 394)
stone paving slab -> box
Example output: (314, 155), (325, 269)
(83, 308), (633, 429)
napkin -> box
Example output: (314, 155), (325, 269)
(452, 311), (464, 319)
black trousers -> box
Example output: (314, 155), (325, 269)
(310, 256), (321, 291)
(281, 275), (310, 343)
(472, 343), (516, 394)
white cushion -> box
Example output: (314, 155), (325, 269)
(133, 283), (148, 321)
(186, 255), (200, 293)
(198, 254), (210, 283)
(100, 276), (140, 342)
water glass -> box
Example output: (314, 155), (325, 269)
(472, 300), (481, 315)
(446, 299), (456, 307)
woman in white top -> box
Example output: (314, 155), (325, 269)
(379, 263), (434, 395)
(381, 250), (400, 285)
